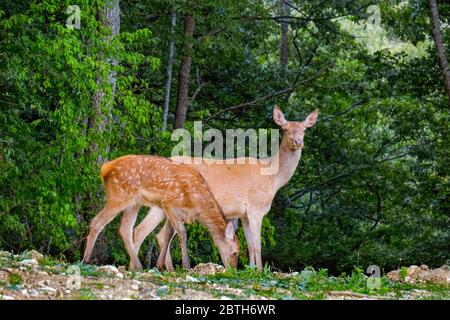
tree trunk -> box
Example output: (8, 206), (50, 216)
(174, 15), (195, 129)
(279, 0), (289, 66)
(91, 0), (120, 164)
(162, 9), (177, 131)
(428, 0), (450, 106)
(87, 0), (121, 264)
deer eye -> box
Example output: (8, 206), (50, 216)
(232, 252), (238, 257)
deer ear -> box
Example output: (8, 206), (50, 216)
(225, 221), (235, 240)
(273, 105), (287, 127)
(304, 109), (319, 128)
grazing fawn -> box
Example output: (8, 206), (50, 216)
(129, 106), (319, 271)
(82, 155), (239, 270)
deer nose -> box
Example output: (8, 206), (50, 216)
(294, 138), (303, 146)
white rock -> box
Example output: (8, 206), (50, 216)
(41, 286), (57, 294)
(19, 259), (38, 267)
(116, 272), (124, 279)
(97, 265), (119, 274)
(29, 289), (40, 297)
(0, 295), (15, 300)
(131, 285), (139, 291)
(186, 275), (199, 282)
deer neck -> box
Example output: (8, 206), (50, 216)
(197, 208), (227, 244)
(272, 134), (302, 191)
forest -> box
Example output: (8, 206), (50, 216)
(0, 0), (449, 282)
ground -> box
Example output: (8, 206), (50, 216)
(0, 250), (449, 300)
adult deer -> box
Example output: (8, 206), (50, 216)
(130, 106), (318, 270)
(82, 155), (239, 270)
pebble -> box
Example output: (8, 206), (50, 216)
(29, 289), (40, 297)
(41, 286), (57, 294)
(38, 280), (50, 286)
(19, 259), (38, 267)
(186, 275), (199, 282)
(29, 250), (44, 262)
(97, 265), (120, 275)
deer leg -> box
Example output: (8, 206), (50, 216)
(156, 220), (175, 270)
(133, 206), (165, 255)
(176, 222), (190, 269)
(241, 217), (255, 266)
(162, 206), (190, 269)
(248, 215), (263, 271)
(83, 201), (127, 264)
(119, 205), (142, 270)
(156, 220), (175, 271)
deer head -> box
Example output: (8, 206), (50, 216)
(273, 105), (319, 150)
(217, 221), (240, 268)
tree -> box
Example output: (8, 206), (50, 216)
(428, 0), (450, 106)
(162, 8), (177, 131)
(91, 0), (121, 164)
(174, 14), (195, 129)
(279, 0), (289, 66)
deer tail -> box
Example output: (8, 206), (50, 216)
(99, 155), (135, 184)
(100, 159), (118, 184)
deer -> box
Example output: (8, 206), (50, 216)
(125, 106), (319, 271)
(82, 155), (240, 270)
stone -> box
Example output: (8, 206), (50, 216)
(29, 289), (40, 297)
(186, 275), (199, 282)
(19, 259), (38, 267)
(97, 265), (119, 275)
(41, 286), (57, 294)
(192, 263), (225, 275)
(29, 250), (44, 262)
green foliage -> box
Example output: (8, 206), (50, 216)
(0, 0), (162, 258)
(7, 272), (23, 286)
(400, 266), (409, 280)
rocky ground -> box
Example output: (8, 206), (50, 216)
(0, 250), (449, 300)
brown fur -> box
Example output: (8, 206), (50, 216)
(83, 155), (239, 270)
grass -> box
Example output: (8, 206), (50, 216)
(8, 272), (23, 286)
(73, 288), (97, 300)
(1, 251), (449, 300)
(176, 265), (450, 300)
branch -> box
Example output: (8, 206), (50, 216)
(188, 81), (209, 108)
(205, 62), (333, 120)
